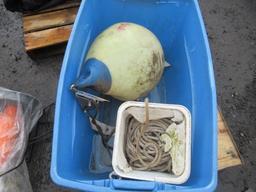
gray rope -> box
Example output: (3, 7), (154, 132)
(125, 116), (173, 173)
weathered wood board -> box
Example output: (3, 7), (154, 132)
(218, 112), (242, 170)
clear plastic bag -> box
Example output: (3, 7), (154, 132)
(0, 162), (33, 192)
(0, 87), (42, 191)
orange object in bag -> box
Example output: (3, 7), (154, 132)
(0, 105), (21, 166)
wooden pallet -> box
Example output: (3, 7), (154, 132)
(23, 0), (80, 56)
(22, 1), (242, 170)
(218, 111), (241, 170)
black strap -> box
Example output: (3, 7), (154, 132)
(3, 0), (23, 12)
(3, 0), (66, 12)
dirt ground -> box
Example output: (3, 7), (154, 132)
(0, 0), (255, 191)
(200, 0), (256, 191)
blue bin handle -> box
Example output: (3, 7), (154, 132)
(112, 180), (158, 191)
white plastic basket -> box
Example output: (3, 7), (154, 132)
(112, 101), (191, 184)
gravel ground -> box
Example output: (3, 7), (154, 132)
(200, 0), (256, 191)
(0, 0), (256, 191)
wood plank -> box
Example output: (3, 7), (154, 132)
(24, 25), (72, 51)
(23, 0), (80, 16)
(218, 111), (242, 170)
(23, 7), (78, 33)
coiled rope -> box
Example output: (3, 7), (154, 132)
(125, 99), (173, 173)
